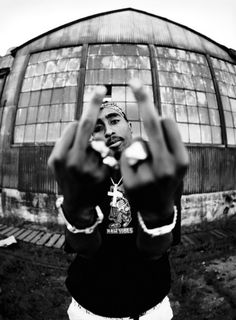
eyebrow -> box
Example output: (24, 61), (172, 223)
(104, 112), (122, 120)
(96, 112), (122, 123)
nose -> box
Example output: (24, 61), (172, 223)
(104, 124), (114, 138)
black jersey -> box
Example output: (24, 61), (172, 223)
(65, 185), (171, 318)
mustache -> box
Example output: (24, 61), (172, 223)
(106, 136), (123, 147)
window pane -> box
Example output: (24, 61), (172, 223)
(47, 123), (61, 142)
(126, 69), (139, 82)
(14, 126), (25, 143)
(189, 124), (201, 143)
(16, 109), (27, 125)
(54, 73), (67, 87)
(224, 111), (233, 127)
(51, 88), (64, 104)
(126, 87), (136, 102)
(27, 107), (38, 124)
(160, 87), (174, 103)
(63, 87), (77, 103)
(187, 106), (199, 123)
(161, 104), (175, 119)
(39, 89), (52, 105)
(126, 103), (139, 120)
(112, 69), (126, 84)
(201, 125), (212, 143)
(66, 71), (78, 86)
(38, 105), (50, 123)
(174, 89), (186, 105)
(24, 124), (36, 142)
(42, 74), (55, 89)
(199, 107), (210, 124)
(186, 90), (197, 106)
(29, 91), (40, 106)
(177, 123), (189, 143)
(49, 104), (62, 122)
(35, 123), (48, 142)
(221, 96), (231, 110)
(226, 128), (235, 144)
(211, 126), (222, 144)
(209, 109), (220, 126)
(130, 121), (141, 138)
(197, 92), (207, 106)
(207, 93), (218, 109)
(62, 104), (75, 121)
(99, 69), (112, 84)
(112, 86), (126, 101)
(230, 98), (236, 112)
(176, 105), (188, 122)
(19, 92), (31, 107)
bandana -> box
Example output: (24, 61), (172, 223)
(100, 101), (128, 121)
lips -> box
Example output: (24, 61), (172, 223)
(107, 137), (123, 149)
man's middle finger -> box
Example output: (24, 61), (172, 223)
(72, 86), (107, 155)
(129, 78), (166, 151)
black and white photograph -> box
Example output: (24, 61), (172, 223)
(0, 0), (236, 319)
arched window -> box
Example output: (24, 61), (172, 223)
(14, 47), (82, 143)
(155, 47), (222, 144)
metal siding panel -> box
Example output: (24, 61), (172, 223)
(2, 148), (19, 189)
(18, 146), (57, 193)
(184, 147), (236, 194)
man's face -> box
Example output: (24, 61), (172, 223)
(93, 107), (132, 157)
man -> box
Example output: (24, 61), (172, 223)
(48, 79), (189, 319)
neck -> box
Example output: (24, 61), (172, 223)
(111, 168), (122, 182)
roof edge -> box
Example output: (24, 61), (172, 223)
(11, 7), (233, 57)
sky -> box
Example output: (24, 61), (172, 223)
(0, 0), (236, 56)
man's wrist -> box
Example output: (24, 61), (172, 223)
(137, 206), (177, 237)
(62, 205), (97, 229)
(139, 203), (175, 228)
(56, 196), (98, 230)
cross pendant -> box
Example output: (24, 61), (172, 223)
(108, 184), (123, 207)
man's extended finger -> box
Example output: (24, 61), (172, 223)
(48, 121), (78, 169)
(73, 86), (107, 152)
(161, 118), (189, 169)
(129, 79), (165, 147)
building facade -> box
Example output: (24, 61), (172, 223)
(0, 8), (236, 226)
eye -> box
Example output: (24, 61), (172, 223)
(94, 124), (104, 133)
(110, 118), (120, 125)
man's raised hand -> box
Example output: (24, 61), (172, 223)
(48, 86), (111, 225)
(121, 79), (189, 226)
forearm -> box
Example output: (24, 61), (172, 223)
(62, 205), (103, 257)
(136, 208), (175, 259)
(65, 228), (102, 257)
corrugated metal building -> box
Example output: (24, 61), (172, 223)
(0, 8), (235, 226)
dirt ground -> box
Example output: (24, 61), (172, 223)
(0, 222), (236, 320)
